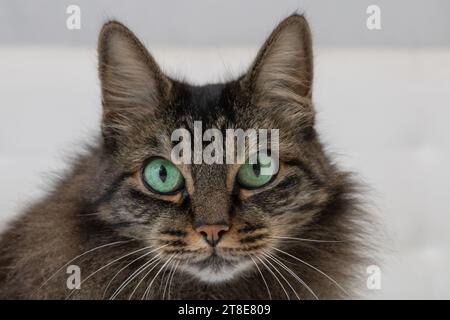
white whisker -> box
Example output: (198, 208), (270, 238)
(250, 256), (272, 300)
(102, 245), (161, 299)
(110, 251), (163, 300)
(142, 254), (176, 300)
(167, 260), (180, 300)
(158, 258), (173, 298)
(272, 247), (349, 296)
(162, 257), (178, 300)
(261, 254), (300, 300)
(256, 256), (290, 300)
(270, 236), (341, 243)
(66, 244), (161, 299)
(263, 251), (318, 300)
(127, 257), (163, 300)
(34, 240), (130, 296)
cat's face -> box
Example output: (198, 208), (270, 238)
(91, 16), (338, 283)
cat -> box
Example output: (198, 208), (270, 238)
(0, 14), (372, 299)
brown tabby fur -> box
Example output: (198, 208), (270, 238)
(0, 14), (373, 299)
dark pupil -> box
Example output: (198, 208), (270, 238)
(252, 163), (261, 177)
(159, 165), (167, 182)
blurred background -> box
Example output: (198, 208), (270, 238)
(1, 0), (449, 299)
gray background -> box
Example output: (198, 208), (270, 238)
(1, 0), (450, 47)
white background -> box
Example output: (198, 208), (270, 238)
(1, 1), (450, 299)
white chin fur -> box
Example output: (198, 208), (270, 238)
(181, 260), (253, 283)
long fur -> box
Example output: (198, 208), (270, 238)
(0, 14), (376, 300)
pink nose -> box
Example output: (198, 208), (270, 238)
(195, 224), (229, 247)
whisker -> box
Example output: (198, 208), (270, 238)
(76, 212), (100, 217)
(167, 260), (180, 300)
(270, 236), (342, 243)
(102, 245), (162, 299)
(158, 259), (172, 298)
(263, 251), (318, 300)
(255, 256), (290, 300)
(271, 247), (350, 296)
(34, 240), (131, 296)
(66, 244), (162, 299)
(142, 254), (176, 300)
(250, 256), (272, 300)
(127, 257), (163, 300)
(110, 252), (164, 300)
(260, 254), (301, 300)
(162, 257), (178, 300)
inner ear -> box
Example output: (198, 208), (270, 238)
(98, 20), (171, 112)
(242, 14), (314, 104)
(97, 21), (172, 150)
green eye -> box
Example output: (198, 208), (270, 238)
(142, 158), (184, 194)
(237, 154), (276, 189)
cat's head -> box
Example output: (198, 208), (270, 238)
(90, 15), (353, 285)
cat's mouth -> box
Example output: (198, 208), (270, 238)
(191, 253), (235, 270)
(181, 252), (253, 283)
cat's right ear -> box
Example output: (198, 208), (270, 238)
(98, 21), (171, 147)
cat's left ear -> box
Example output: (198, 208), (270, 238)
(241, 14), (314, 104)
(98, 21), (171, 146)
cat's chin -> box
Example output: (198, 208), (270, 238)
(181, 258), (253, 283)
